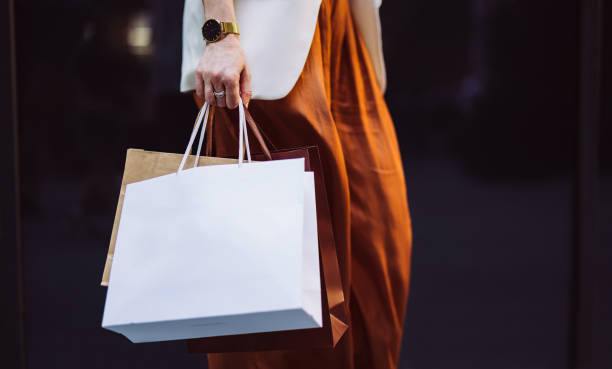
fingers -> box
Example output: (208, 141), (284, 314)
(212, 78), (226, 108)
(197, 54), (247, 109)
(195, 70), (204, 100)
(239, 67), (252, 107)
(204, 79), (215, 106)
(201, 71), (245, 109)
(224, 74), (241, 110)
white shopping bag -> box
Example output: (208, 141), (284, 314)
(101, 100), (322, 343)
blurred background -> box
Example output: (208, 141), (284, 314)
(2, 0), (610, 368)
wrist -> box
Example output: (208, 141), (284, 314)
(221, 33), (240, 42)
(206, 34), (240, 50)
(201, 19), (240, 43)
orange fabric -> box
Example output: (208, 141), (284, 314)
(195, 0), (412, 367)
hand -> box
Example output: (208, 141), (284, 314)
(195, 34), (252, 109)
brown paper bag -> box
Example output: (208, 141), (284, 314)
(100, 150), (237, 286)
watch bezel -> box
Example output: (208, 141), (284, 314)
(201, 18), (222, 43)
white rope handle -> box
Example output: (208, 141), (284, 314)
(194, 104), (210, 168)
(177, 98), (251, 174)
(238, 98), (251, 165)
(177, 102), (208, 173)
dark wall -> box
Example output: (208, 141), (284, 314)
(593, 2), (612, 368)
(6, 0), (609, 368)
(381, 1), (580, 368)
(1, 1), (24, 368)
(14, 1), (205, 368)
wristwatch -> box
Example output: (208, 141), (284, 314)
(201, 19), (240, 43)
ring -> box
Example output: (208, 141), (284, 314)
(213, 90), (225, 98)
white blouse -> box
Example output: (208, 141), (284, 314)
(180, 0), (386, 100)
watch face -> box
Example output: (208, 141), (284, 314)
(202, 19), (222, 42)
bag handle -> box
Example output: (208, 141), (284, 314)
(177, 98), (252, 173)
(204, 107), (275, 160)
(243, 109), (277, 154)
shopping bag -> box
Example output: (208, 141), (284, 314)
(187, 147), (348, 353)
(101, 100), (323, 343)
(185, 110), (348, 353)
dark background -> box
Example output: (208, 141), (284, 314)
(2, 0), (610, 368)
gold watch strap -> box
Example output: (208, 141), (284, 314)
(220, 22), (240, 35)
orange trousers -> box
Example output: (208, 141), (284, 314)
(195, 0), (412, 367)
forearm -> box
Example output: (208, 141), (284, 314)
(202, 0), (236, 22)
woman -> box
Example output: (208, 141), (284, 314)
(181, 0), (412, 368)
